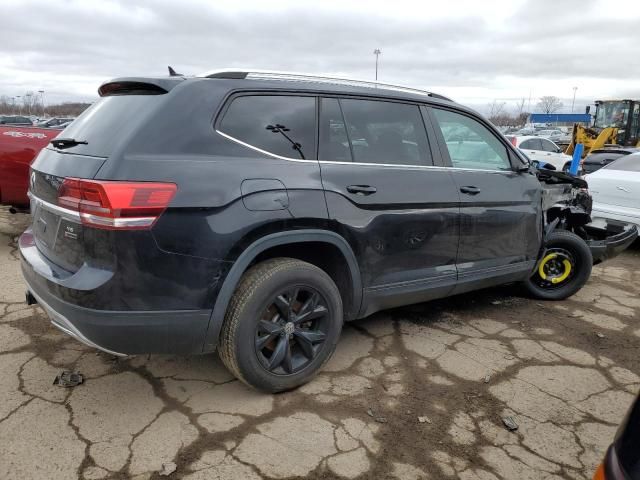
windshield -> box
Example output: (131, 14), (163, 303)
(595, 101), (630, 128)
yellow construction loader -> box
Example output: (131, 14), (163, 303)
(565, 99), (640, 157)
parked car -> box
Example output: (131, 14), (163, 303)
(537, 129), (564, 140)
(583, 147), (640, 174)
(593, 392), (639, 479)
(20, 70), (637, 392)
(506, 135), (574, 171)
(0, 115), (33, 126)
(0, 125), (62, 207)
(585, 153), (640, 229)
(539, 129), (572, 145)
(35, 117), (75, 128)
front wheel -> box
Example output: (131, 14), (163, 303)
(523, 230), (593, 300)
(219, 258), (343, 393)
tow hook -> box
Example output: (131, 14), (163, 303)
(25, 291), (37, 306)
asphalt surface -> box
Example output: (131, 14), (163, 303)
(1, 205), (639, 480)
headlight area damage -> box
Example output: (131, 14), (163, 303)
(537, 168), (638, 264)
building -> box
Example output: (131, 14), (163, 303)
(528, 113), (592, 127)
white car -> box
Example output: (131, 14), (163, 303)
(506, 135), (574, 171)
(585, 153), (640, 228)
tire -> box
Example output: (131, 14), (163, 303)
(219, 258), (343, 393)
(523, 229), (592, 300)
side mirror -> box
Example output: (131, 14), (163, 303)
(516, 163), (530, 173)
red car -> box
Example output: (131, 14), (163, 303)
(0, 125), (61, 207)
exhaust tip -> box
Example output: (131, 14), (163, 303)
(25, 291), (37, 306)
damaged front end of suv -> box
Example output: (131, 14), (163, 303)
(537, 168), (638, 264)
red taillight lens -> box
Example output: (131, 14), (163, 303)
(509, 137), (518, 147)
(58, 178), (177, 230)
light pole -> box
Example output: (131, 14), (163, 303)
(15, 96), (21, 115)
(373, 48), (381, 82)
(571, 86), (578, 113)
(38, 90), (45, 118)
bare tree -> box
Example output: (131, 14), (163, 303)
(488, 100), (506, 118)
(536, 96), (563, 114)
(514, 98), (526, 116)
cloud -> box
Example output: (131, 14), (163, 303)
(1, 0), (638, 112)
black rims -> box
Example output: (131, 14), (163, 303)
(532, 247), (575, 290)
(219, 258), (343, 392)
(255, 287), (330, 375)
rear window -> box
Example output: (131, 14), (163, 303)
(218, 95), (316, 160)
(605, 153), (640, 172)
(52, 96), (162, 157)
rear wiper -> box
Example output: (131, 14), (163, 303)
(51, 138), (88, 149)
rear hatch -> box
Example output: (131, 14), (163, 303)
(28, 82), (172, 273)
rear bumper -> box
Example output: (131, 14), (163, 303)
(584, 222), (638, 264)
(20, 230), (213, 355)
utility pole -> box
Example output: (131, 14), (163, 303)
(38, 90), (45, 118)
(373, 48), (381, 82)
(571, 86), (578, 113)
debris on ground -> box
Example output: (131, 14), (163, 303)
(159, 462), (177, 476)
(491, 300), (502, 305)
(502, 416), (519, 431)
(375, 417), (388, 424)
(596, 332), (605, 338)
(484, 375), (491, 384)
(53, 370), (84, 388)
(366, 408), (375, 417)
(417, 416), (432, 424)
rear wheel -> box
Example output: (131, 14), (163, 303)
(219, 258), (343, 392)
(523, 230), (592, 300)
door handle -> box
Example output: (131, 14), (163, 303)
(346, 185), (377, 195)
(460, 186), (481, 195)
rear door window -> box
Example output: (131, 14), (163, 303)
(219, 95), (316, 160)
(318, 98), (352, 162)
(520, 138), (543, 150)
(431, 108), (511, 170)
(337, 99), (431, 166)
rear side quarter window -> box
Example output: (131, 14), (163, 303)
(218, 95), (316, 160)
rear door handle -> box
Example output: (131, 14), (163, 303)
(460, 185), (481, 195)
(346, 185), (377, 195)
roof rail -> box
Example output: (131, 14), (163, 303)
(199, 69), (452, 102)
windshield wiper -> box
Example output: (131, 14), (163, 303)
(266, 124), (306, 159)
(51, 138), (88, 150)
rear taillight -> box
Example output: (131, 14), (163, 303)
(509, 137), (518, 147)
(58, 178), (177, 230)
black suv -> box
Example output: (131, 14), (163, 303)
(20, 70), (633, 392)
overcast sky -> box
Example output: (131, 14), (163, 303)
(2, 0), (639, 114)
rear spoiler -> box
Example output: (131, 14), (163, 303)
(98, 77), (185, 97)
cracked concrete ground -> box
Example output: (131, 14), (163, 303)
(1, 205), (639, 480)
